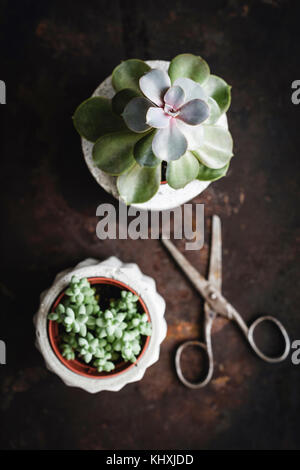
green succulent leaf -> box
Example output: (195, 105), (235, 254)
(117, 163), (161, 204)
(112, 88), (140, 115)
(197, 161), (229, 181)
(202, 75), (231, 114)
(73, 97), (125, 142)
(133, 131), (161, 167)
(192, 125), (233, 169)
(205, 97), (222, 125)
(84, 352), (93, 363)
(48, 312), (59, 321)
(168, 53), (210, 85)
(112, 59), (151, 93)
(166, 151), (199, 189)
(93, 130), (146, 176)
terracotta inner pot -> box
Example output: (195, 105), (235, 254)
(48, 277), (151, 379)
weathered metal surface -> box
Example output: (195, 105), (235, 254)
(0, 0), (300, 450)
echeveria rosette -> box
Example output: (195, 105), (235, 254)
(73, 54), (233, 204)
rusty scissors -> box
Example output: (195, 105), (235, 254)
(161, 215), (290, 389)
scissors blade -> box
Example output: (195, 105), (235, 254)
(208, 215), (222, 292)
(161, 238), (210, 298)
(204, 215), (222, 318)
(161, 216), (229, 317)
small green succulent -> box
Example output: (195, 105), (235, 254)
(48, 276), (152, 373)
(73, 53), (233, 204)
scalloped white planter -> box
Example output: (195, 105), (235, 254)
(82, 60), (228, 211)
(33, 257), (167, 393)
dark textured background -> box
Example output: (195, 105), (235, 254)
(0, 0), (300, 450)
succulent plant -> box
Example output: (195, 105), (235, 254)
(73, 53), (233, 204)
(48, 277), (152, 373)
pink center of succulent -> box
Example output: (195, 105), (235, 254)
(164, 104), (180, 117)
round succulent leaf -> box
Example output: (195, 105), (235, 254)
(146, 107), (170, 128)
(205, 97), (222, 125)
(197, 161), (230, 181)
(202, 75), (231, 114)
(175, 120), (204, 150)
(93, 130), (145, 175)
(192, 125), (233, 169)
(112, 59), (151, 93)
(168, 53), (210, 86)
(122, 97), (152, 133)
(173, 77), (207, 103)
(139, 69), (171, 106)
(166, 151), (199, 189)
(164, 85), (185, 110)
(178, 99), (209, 125)
(117, 163), (161, 204)
(134, 131), (161, 167)
(112, 88), (140, 115)
(73, 97), (125, 142)
(152, 123), (188, 162)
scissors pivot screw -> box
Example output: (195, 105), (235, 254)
(209, 292), (217, 300)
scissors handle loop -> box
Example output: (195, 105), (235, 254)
(175, 340), (214, 389)
(247, 315), (290, 363)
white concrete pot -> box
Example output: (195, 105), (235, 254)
(82, 60), (228, 211)
(33, 257), (167, 393)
